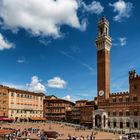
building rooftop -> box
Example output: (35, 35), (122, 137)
(0, 85), (45, 96)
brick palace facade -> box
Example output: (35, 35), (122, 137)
(93, 16), (140, 130)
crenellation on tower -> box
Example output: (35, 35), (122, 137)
(110, 91), (129, 96)
(129, 69), (140, 79)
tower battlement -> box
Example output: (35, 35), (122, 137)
(129, 69), (140, 79)
(110, 91), (129, 96)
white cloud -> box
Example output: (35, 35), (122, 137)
(0, 0), (84, 37)
(17, 57), (26, 63)
(47, 77), (67, 89)
(81, 1), (104, 15)
(79, 18), (88, 31)
(27, 76), (46, 93)
(63, 95), (71, 101)
(109, 0), (133, 22)
(119, 37), (127, 46)
(112, 37), (127, 47)
(0, 33), (14, 50)
(62, 94), (82, 102)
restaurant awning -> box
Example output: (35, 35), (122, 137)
(0, 118), (13, 121)
(29, 117), (46, 121)
(0, 130), (16, 135)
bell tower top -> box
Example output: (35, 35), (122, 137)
(98, 16), (109, 36)
(96, 16), (112, 51)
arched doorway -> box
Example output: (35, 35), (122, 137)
(95, 114), (101, 128)
(93, 109), (108, 129)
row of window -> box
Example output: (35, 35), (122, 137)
(0, 100), (7, 103)
(108, 121), (139, 128)
(11, 102), (41, 106)
(10, 105), (42, 110)
(11, 92), (42, 100)
(12, 110), (42, 114)
(47, 108), (64, 113)
(112, 96), (138, 103)
(0, 93), (7, 96)
(47, 103), (70, 107)
(0, 108), (7, 110)
(108, 111), (138, 116)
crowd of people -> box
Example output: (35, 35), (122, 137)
(0, 122), (119, 140)
(0, 126), (46, 140)
(67, 131), (96, 140)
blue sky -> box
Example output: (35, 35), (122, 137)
(0, 0), (139, 101)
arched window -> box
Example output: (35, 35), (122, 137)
(99, 27), (103, 35)
(126, 122), (130, 128)
(106, 28), (108, 35)
(134, 122), (138, 128)
(120, 121), (123, 129)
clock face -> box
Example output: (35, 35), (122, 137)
(99, 90), (104, 96)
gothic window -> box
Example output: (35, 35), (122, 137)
(126, 111), (130, 116)
(134, 85), (137, 94)
(108, 121), (110, 127)
(120, 122), (123, 129)
(106, 28), (108, 35)
(134, 122), (138, 128)
(134, 85), (137, 90)
(133, 96), (137, 101)
(113, 112), (116, 116)
(119, 98), (123, 102)
(119, 112), (123, 116)
(113, 98), (116, 103)
(126, 97), (129, 102)
(134, 110), (138, 116)
(100, 27), (103, 35)
(108, 112), (110, 116)
(113, 121), (117, 128)
(126, 122), (130, 128)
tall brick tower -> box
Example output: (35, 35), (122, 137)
(95, 16), (112, 107)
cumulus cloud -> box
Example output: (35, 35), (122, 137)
(27, 76), (46, 93)
(0, 33), (14, 50)
(109, 0), (133, 22)
(47, 77), (67, 89)
(81, 1), (104, 15)
(0, 0), (105, 37)
(0, 0), (86, 37)
(119, 37), (127, 46)
(63, 95), (71, 101)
